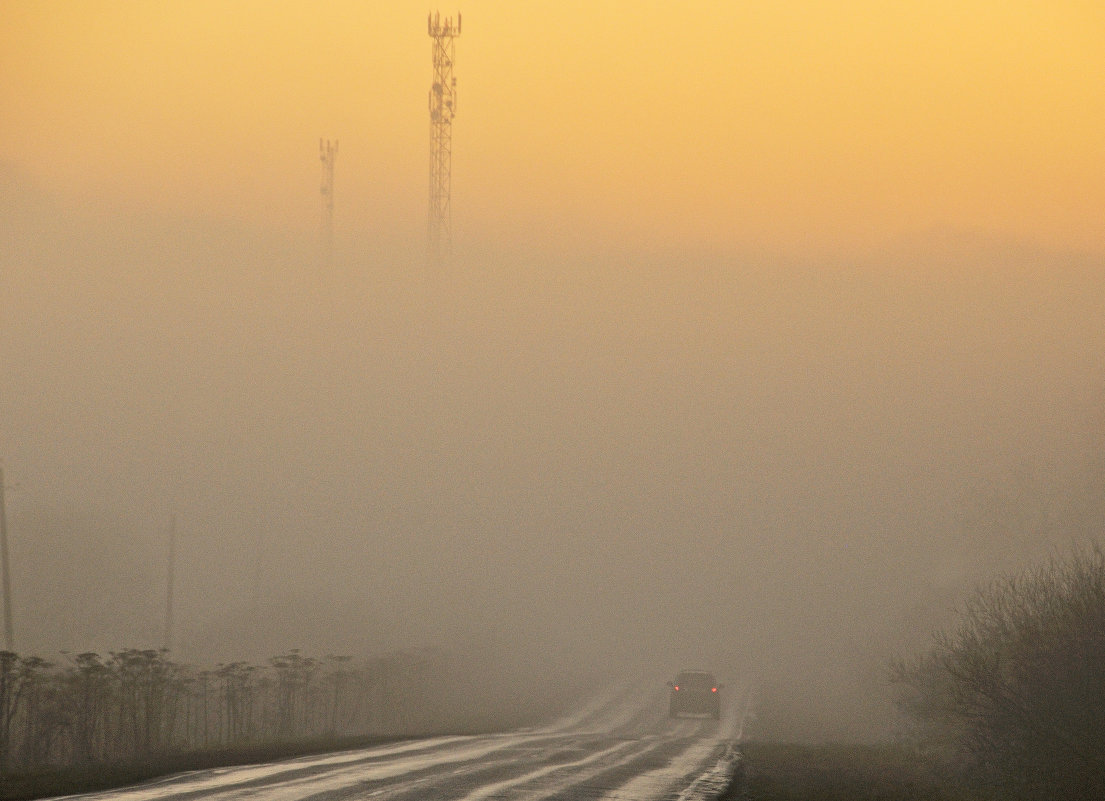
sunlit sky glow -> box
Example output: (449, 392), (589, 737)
(3, 5), (1105, 740)
(3, 0), (1104, 255)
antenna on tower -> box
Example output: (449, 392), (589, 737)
(428, 11), (461, 268)
(320, 138), (338, 270)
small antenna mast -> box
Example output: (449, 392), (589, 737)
(320, 138), (338, 270)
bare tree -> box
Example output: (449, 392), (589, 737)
(269, 650), (318, 739)
(67, 652), (110, 763)
(892, 545), (1105, 800)
(0, 644), (493, 772)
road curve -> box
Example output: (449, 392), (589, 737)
(50, 681), (746, 801)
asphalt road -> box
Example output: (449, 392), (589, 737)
(52, 681), (747, 801)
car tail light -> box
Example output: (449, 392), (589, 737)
(711, 687), (717, 693)
(673, 686), (679, 691)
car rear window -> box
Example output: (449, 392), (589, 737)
(675, 672), (714, 688)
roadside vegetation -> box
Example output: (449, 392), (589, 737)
(723, 545), (1105, 801)
(0, 646), (546, 800)
(891, 545), (1105, 800)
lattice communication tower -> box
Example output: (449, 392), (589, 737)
(428, 11), (460, 266)
(320, 138), (338, 269)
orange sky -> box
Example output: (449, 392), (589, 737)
(3, 0), (1104, 256)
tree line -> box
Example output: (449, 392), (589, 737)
(0, 646), (460, 773)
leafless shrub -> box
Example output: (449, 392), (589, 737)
(892, 545), (1105, 800)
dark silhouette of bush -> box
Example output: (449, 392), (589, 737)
(892, 545), (1105, 800)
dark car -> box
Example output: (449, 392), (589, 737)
(668, 670), (721, 719)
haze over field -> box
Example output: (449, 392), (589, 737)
(2, 1), (1104, 740)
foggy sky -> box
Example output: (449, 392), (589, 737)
(3, 1), (1105, 742)
(3, 169), (1104, 739)
(4, 2), (1104, 256)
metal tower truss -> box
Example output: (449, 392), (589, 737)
(428, 11), (460, 266)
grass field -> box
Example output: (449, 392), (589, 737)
(720, 741), (976, 801)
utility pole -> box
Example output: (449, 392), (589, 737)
(320, 139), (338, 271)
(0, 466), (13, 651)
(251, 524), (264, 615)
(428, 11), (461, 268)
(163, 514), (176, 653)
